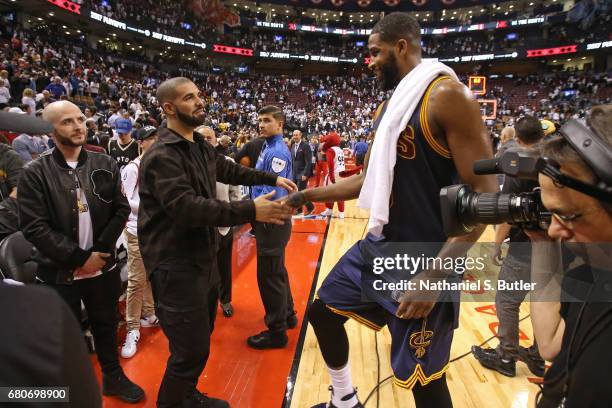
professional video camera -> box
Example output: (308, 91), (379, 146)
(440, 119), (612, 237)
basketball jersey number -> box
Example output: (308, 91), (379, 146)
(332, 147), (346, 174)
(397, 125), (416, 160)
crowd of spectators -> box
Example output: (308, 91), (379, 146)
(83, 0), (610, 61)
(87, 0), (215, 43)
(1, 17), (610, 156)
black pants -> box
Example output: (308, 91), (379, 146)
(294, 176), (314, 213)
(46, 270), (122, 376)
(217, 230), (233, 304)
(151, 267), (219, 408)
(355, 153), (365, 166)
(495, 255), (540, 360)
(253, 220), (295, 333)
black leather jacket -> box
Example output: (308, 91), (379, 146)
(17, 147), (129, 284)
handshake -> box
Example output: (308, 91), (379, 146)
(253, 177), (308, 225)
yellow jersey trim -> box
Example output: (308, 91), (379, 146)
(419, 76), (452, 159)
(326, 305), (383, 332)
(393, 363), (450, 390)
(373, 100), (387, 123)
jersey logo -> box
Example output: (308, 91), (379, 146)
(409, 317), (434, 359)
(271, 157), (287, 174)
(397, 125), (416, 160)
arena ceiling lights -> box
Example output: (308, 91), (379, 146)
(45, 1), (207, 51)
(258, 51), (358, 64)
(253, 16), (546, 38)
(251, 0), (505, 12)
(88, 11), (207, 50)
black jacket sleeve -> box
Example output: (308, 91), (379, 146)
(4, 147), (23, 190)
(215, 151), (277, 187)
(144, 150), (259, 228)
(93, 158), (130, 252)
(17, 165), (90, 268)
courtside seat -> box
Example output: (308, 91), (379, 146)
(0, 231), (37, 284)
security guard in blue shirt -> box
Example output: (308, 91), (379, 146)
(247, 105), (298, 349)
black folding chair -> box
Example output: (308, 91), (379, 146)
(0, 231), (37, 284)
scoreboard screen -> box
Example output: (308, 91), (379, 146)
(469, 76), (487, 95)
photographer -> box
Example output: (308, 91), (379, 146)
(529, 105), (612, 407)
(472, 116), (546, 377)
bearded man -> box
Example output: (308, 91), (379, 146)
(18, 100), (144, 403)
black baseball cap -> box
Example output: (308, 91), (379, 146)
(134, 126), (158, 141)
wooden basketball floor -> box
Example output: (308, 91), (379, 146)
(96, 199), (540, 408)
(288, 200), (541, 408)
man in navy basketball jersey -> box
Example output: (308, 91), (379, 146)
(108, 118), (139, 172)
(286, 13), (497, 408)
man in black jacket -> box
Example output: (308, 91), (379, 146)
(290, 130), (314, 215)
(17, 101), (144, 404)
(138, 77), (296, 408)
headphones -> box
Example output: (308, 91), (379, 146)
(537, 119), (612, 203)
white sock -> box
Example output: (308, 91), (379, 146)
(328, 364), (358, 408)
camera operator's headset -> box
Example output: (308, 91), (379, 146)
(537, 119), (612, 203)
(535, 119), (610, 407)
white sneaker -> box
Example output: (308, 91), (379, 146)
(336, 212), (345, 219)
(121, 329), (140, 359)
(320, 208), (333, 217)
(140, 315), (159, 327)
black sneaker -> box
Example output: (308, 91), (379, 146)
(311, 386), (363, 408)
(221, 303), (234, 318)
(471, 346), (516, 377)
(287, 312), (298, 329)
(102, 370), (145, 403)
(247, 330), (288, 349)
(186, 390), (230, 408)
(518, 346), (546, 377)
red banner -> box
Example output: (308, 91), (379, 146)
(212, 44), (253, 57)
(47, 0), (81, 15)
(526, 45), (578, 58)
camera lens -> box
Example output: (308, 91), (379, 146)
(440, 184), (548, 236)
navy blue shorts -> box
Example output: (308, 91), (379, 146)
(317, 234), (459, 389)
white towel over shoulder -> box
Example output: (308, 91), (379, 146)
(358, 60), (458, 237)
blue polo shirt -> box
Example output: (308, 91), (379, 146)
(354, 141), (369, 156)
(45, 83), (66, 99)
(251, 134), (292, 199)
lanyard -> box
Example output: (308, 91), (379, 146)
(71, 169), (88, 213)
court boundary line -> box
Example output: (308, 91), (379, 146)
(281, 218), (332, 408)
